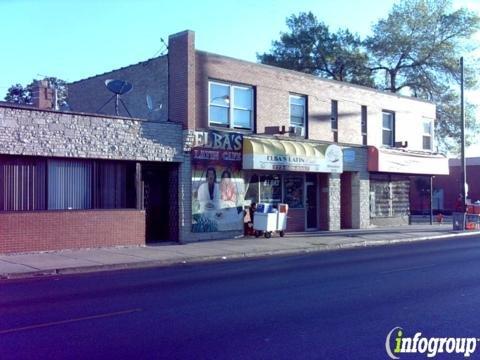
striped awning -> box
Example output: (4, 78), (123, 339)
(243, 137), (343, 173)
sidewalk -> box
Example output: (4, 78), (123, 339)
(1, 224), (479, 279)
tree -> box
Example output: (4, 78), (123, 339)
(257, 12), (374, 86)
(365, 0), (479, 94)
(4, 83), (32, 104)
(364, 0), (480, 153)
(3, 77), (68, 109)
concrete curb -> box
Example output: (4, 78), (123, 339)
(2, 230), (480, 280)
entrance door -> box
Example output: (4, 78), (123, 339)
(341, 172), (352, 229)
(306, 180), (318, 230)
(143, 165), (170, 242)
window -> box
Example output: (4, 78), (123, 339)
(284, 175), (304, 208)
(361, 105), (367, 145)
(290, 95), (306, 135)
(209, 81), (253, 130)
(0, 157), (46, 211)
(331, 100), (338, 142)
(422, 119), (433, 150)
(260, 174), (282, 205)
(0, 156), (135, 212)
(48, 159), (93, 210)
(382, 111), (394, 146)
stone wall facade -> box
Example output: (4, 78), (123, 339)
(0, 105), (183, 162)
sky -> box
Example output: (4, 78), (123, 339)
(0, 0), (479, 155)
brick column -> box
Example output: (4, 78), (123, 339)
(168, 30), (196, 129)
(351, 171), (370, 229)
(328, 173), (341, 230)
(178, 153), (193, 243)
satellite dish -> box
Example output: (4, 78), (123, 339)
(97, 79), (133, 117)
(146, 94), (163, 112)
(105, 79), (133, 95)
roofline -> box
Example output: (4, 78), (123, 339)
(68, 54), (167, 85)
(196, 50), (435, 106)
(0, 102), (146, 122)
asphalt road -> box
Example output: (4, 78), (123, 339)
(2, 235), (480, 359)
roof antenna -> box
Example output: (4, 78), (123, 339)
(97, 79), (133, 117)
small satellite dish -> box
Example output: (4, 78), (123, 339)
(105, 79), (133, 95)
(146, 94), (163, 112)
(146, 94), (153, 111)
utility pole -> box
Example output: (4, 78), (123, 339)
(460, 57), (466, 211)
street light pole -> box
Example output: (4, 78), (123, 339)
(460, 57), (466, 211)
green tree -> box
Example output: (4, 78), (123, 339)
(257, 12), (373, 86)
(258, 1), (480, 154)
(364, 0), (480, 153)
(4, 83), (32, 104)
(3, 77), (68, 109)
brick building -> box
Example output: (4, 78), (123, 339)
(0, 30), (449, 252)
(411, 158), (480, 214)
(0, 82), (182, 253)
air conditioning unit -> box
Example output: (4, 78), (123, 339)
(395, 141), (408, 148)
(289, 126), (305, 137)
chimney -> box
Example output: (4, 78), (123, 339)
(168, 30), (196, 129)
(31, 80), (55, 110)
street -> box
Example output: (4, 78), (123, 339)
(2, 235), (480, 359)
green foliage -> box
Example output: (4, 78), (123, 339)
(258, 1), (480, 155)
(365, 0), (479, 94)
(257, 12), (374, 86)
(3, 77), (68, 109)
(4, 83), (32, 104)
(365, 0), (480, 154)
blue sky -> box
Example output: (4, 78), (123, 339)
(0, 0), (478, 154)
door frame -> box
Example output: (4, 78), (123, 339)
(305, 175), (319, 230)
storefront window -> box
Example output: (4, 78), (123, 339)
(370, 174), (409, 217)
(260, 174), (282, 206)
(284, 175), (304, 208)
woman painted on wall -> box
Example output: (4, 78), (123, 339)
(197, 167), (220, 211)
(220, 170), (237, 208)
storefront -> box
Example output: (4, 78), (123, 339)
(368, 146), (449, 226)
(242, 137), (343, 232)
(189, 131), (344, 234)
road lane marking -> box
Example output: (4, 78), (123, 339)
(380, 264), (436, 274)
(0, 308), (142, 335)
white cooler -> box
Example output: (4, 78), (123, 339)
(254, 213), (278, 232)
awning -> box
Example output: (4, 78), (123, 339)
(243, 137), (343, 173)
(368, 146), (449, 175)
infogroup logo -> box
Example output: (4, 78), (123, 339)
(385, 327), (478, 359)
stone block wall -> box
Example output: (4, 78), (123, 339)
(328, 174), (341, 231)
(0, 105), (183, 162)
(343, 146), (370, 229)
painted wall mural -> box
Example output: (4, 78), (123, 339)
(191, 131), (245, 232)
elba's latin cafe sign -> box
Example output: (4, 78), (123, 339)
(191, 131), (243, 165)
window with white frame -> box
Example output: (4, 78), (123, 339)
(289, 95), (306, 134)
(209, 81), (253, 130)
(422, 119), (433, 150)
(382, 111), (394, 146)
